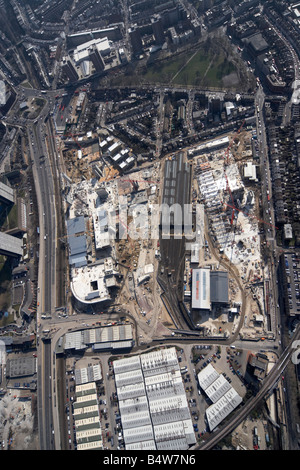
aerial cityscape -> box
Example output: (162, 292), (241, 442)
(0, 0), (299, 454)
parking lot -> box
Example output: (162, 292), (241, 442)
(64, 343), (249, 449)
(175, 343), (248, 440)
(64, 354), (123, 450)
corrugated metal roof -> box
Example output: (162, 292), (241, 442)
(125, 440), (156, 450)
(115, 369), (143, 387)
(210, 271), (229, 304)
(113, 347), (196, 450)
(123, 425), (154, 444)
(121, 410), (152, 430)
(113, 355), (141, 374)
(119, 395), (149, 414)
(67, 216), (85, 235)
(197, 363), (219, 390)
(206, 388), (242, 431)
(205, 374), (231, 403)
(191, 268), (211, 310)
(68, 234), (87, 255)
(69, 254), (87, 268)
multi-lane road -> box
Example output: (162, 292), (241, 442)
(19, 86), (66, 450)
(30, 120), (56, 451)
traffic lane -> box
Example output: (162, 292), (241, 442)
(256, 106), (276, 235)
(44, 340), (54, 449)
(39, 166), (54, 313)
(35, 145), (55, 313)
(39, 169), (51, 312)
(41, 145), (57, 298)
(29, 122), (56, 447)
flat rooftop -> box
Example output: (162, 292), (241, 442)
(0, 181), (14, 204)
(0, 232), (23, 257)
(70, 263), (111, 304)
(192, 268), (211, 310)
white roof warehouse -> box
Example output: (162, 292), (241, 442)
(113, 347), (196, 451)
(197, 364), (242, 431)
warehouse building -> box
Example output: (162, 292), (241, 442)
(67, 216), (87, 268)
(191, 268), (229, 310)
(113, 347), (196, 450)
(210, 270), (229, 305)
(73, 382), (103, 450)
(205, 388), (243, 431)
(191, 268), (210, 310)
(204, 374), (232, 403)
(63, 324), (133, 352)
(197, 363), (220, 390)
(74, 364), (102, 385)
(197, 364), (242, 431)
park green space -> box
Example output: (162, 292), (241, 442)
(143, 46), (236, 87)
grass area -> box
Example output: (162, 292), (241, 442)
(142, 45), (236, 88)
(143, 54), (188, 84)
(0, 311), (14, 327)
(21, 81), (33, 89)
(104, 34), (253, 91)
(0, 255), (12, 284)
(33, 97), (45, 108)
(0, 204), (18, 231)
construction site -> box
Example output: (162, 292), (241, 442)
(0, 389), (39, 450)
(185, 125), (272, 341)
(58, 114), (273, 343)
(62, 128), (173, 332)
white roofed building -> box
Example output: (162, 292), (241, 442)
(206, 388), (243, 431)
(197, 363), (221, 391)
(73, 37), (111, 65)
(192, 268), (211, 310)
(113, 347), (196, 450)
(73, 380), (103, 450)
(205, 374), (232, 403)
(197, 364), (242, 431)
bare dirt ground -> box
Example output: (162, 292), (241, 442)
(231, 416), (268, 450)
(222, 72), (240, 88)
(0, 390), (39, 450)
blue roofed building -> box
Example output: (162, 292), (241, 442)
(67, 216), (87, 268)
(67, 215), (85, 236)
